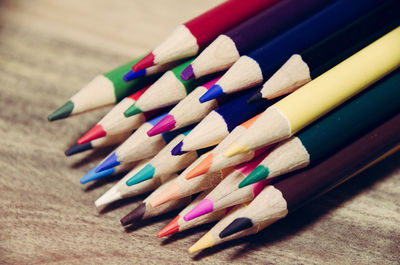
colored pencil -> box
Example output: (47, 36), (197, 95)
(95, 159), (171, 208)
(190, 139), (400, 253)
(146, 77), (221, 136)
(132, 0), (279, 72)
(48, 57), (160, 121)
(124, 60), (218, 117)
(123, 60), (182, 82)
(171, 90), (270, 155)
(184, 152), (270, 221)
(181, 0), (334, 80)
(148, 159), (233, 208)
(250, 0), (400, 102)
(93, 114), (192, 173)
(65, 131), (131, 156)
(157, 189), (229, 237)
(188, 203), (254, 254)
(185, 114), (267, 179)
(120, 174), (192, 226)
(77, 85), (166, 144)
(224, 28), (400, 157)
(219, 115), (400, 239)
(125, 132), (213, 186)
(239, 70), (400, 187)
(200, 0), (384, 102)
(80, 161), (138, 184)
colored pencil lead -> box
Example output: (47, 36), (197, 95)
(80, 167), (115, 184)
(124, 103), (142, 117)
(123, 69), (146, 82)
(95, 152), (120, 173)
(77, 124), (107, 145)
(180, 64), (195, 81)
(157, 215), (180, 238)
(171, 141), (185, 156)
(120, 202), (146, 226)
(188, 232), (214, 254)
(185, 153), (213, 179)
(65, 142), (92, 156)
(199, 84), (224, 103)
(239, 166), (269, 188)
(149, 182), (181, 207)
(132, 53), (155, 72)
(147, 114), (176, 136)
(224, 143), (249, 158)
(48, 101), (74, 121)
(183, 198), (213, 222)
(125, 164), (155, 186)
(94, 185), (122, 208)
(219, 218), (253, 238)
(247, 91), (265, 104)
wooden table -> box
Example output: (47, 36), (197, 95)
(1, 1), (399, 264)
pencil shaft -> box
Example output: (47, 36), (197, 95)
(279, 113), (400, 211)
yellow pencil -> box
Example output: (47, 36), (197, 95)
(224, 27), (400, 157)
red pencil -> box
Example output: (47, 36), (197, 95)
(133, 0), (279, 71)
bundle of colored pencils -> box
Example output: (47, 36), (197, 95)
(48, 0), (400, 254)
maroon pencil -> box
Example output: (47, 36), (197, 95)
(219, 113), (400, 238)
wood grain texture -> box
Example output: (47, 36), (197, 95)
(0, 0), (399, 264)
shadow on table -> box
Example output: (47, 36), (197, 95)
(123, 209), (181, 233)
(190, 152), (400, 261)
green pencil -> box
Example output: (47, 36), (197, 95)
(48, 56), (164, 121)
(240, 70), (400, 187)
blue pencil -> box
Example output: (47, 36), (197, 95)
(80, 161), (138, 184)
(199, 0), (383, 102)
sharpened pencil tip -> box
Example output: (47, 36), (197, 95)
(65, 142), (93, 156)
(223, 142), (250, 157)
(157, 215), (180, 237)
(120, 202), (146, 226)
(184, 198), (213, 221)
(199, 84), (224, 103)
(124, 103), (143, 117)
(219, 217), (253, 238)
(95, 152), (120, 173)
(95, 185), (122, 208)
(185, 153), (213, 179)
(132, 52), (155, 72)
(126, 164), (155, 186)
(78, 124), (106, 144)
(123, 69), (146, 81)
(171, 140), (187, 156)
(147, 114), (176, 136)
(247, 91), (264, 104)
(188, 232), (215, 253)
(80, 167), (116, 184)
(239, 165), (269, 188)
(180, 64), (195, 81)
(48, 100), (74, 121)
(150, 182), (182, 207)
